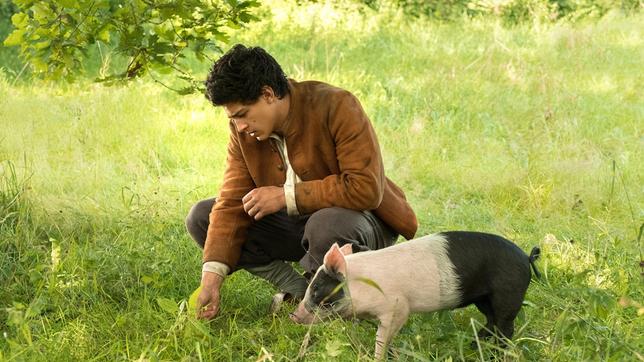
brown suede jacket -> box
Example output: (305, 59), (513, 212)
(203, 79), (418, 267)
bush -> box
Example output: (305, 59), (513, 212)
(392, 0), (471, 19)
(350, 0), (640, 22)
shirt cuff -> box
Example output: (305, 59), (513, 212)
(202, 261), (230, 278)
(284, 183), (299, 216)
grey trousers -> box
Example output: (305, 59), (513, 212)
(185, 198), (398, 275)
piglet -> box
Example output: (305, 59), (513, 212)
(290, 231), (541, 359)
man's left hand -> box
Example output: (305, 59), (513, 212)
(242, 186), (285, 220)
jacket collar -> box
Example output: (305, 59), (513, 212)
(279, 79), (301, 139)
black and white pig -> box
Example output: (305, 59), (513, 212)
(290, 231), (541, 359)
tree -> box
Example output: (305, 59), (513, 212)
(3, 0), (259, 94)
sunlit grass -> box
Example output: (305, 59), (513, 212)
(1, 2), (642, 361)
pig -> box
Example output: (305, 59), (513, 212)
(290, 231), (541, 360)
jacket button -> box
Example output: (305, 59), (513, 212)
(277, 164), (284, 171)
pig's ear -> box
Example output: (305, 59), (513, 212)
(323, 243), (347, 276)
(339, 243), (353, 256)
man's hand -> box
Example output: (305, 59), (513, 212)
(242, 186), (285, 220)
(197, 272), (224, 320)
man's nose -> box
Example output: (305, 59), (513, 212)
(233, 120), (248, 132)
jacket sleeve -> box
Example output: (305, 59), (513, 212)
(294, 92), (385, 213)
(202, 123), (255, 268)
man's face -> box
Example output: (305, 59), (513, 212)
(223, 87), (281, 142)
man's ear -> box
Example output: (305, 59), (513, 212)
(261, 86), (275, 103)
(323, 243), (347, 276)
(339, 243), (353, 256)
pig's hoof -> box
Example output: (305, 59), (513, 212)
(470, 337), (491, 350)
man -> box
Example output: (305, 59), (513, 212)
(185, 44), (417, 319)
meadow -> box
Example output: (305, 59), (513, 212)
(1, 2), (642, 360)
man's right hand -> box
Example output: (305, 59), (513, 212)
(197, 271), (224, 319)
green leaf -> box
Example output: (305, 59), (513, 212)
(97, 27), (111, 43)
(11, 12), (29, 28)
(238, 1), (260, 10)
(186, 319), (213, 338)
(239, 13), (256, 23)
(32, 2), (54, 23)
(3, 30), (25, 47)
(157, 297), (178, 315)
(188, 285), (202, 314)
(355, 277), (385, 295)
(58, 0), (80, 8)
(34, 40), (51, 50)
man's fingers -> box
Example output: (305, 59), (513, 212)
(248, 204), (261, 217)
(197, 303), (219, 320)
(243, 198), (257, 213)
(199, 309), (215, 319)
(242, 187), (279, 218)
(243, 195), (258, 214)
(254, 210), (265, 220)
(242, 189), (255, 203)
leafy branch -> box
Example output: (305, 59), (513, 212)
(3, 0), (260, 94)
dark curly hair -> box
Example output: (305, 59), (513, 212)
(204, 44), (289, 105)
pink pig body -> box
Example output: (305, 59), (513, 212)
(291, 232), (540, 360)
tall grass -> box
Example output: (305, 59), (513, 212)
(1, 2), (642, 360)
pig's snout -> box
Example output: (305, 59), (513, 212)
(289, 301), (316, 324)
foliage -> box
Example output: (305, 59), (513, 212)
(2, 0), (259, 93)
(349, 0), (641, 23)
(391, 0), (471, 19)
(0, 1), (21, 73)
(0, 1), (19, 36)
(1, 3), (642, 358)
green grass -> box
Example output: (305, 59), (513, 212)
(1, 2), (642, 361)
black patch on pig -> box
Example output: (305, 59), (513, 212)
(306, 267), (345, 311)
(441, 231), (539, 340)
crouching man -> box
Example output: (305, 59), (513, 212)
(185, 44), (417, 319)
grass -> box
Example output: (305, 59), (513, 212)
(1, 2), (642, 360)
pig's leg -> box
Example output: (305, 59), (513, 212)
(490, 292), (524, 345)
(374, 303), (410, 360)
(474, 298), (495, 339)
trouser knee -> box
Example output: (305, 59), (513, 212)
(185, 198), (215, 249)
(304, 208), (352, 247)
(300, 207), (374, 272)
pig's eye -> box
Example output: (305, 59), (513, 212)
(308, 270), (344, 308)
(313, 290), (322, 300)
